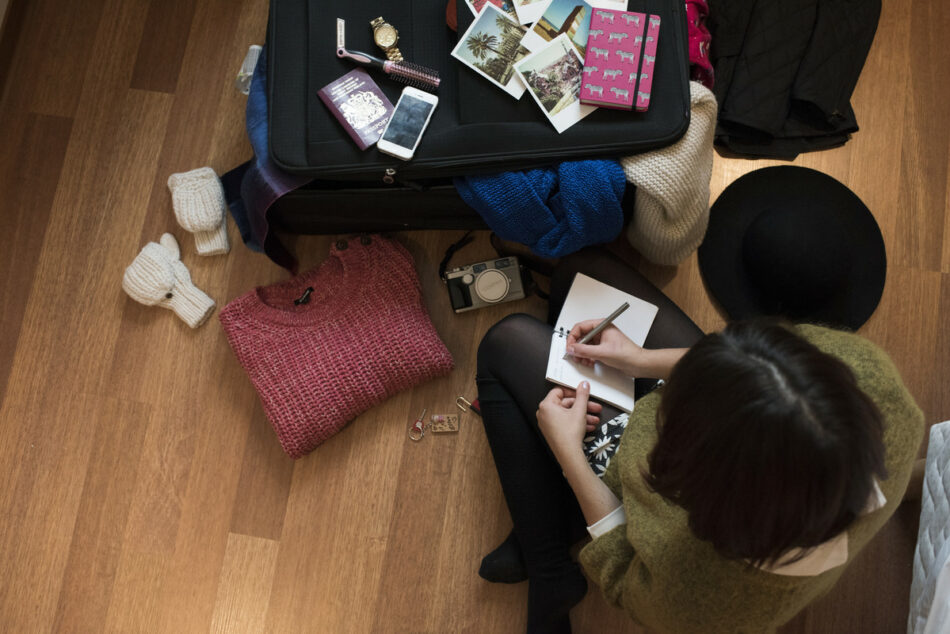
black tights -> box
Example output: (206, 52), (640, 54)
(475, 249), (704, 632)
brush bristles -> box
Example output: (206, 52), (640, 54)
(388, 62), (441, 91)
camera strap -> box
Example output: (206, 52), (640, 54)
(438, 230), (475, 282)
(438, 231), (552, 300)
(488, 233), (554, 278)
(487, 233), (555, 300)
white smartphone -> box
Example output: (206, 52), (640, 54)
(377, 86), (439, 161)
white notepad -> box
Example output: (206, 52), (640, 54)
(545, 273), (658, 412)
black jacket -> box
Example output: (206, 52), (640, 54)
(708, 0), (881, 158)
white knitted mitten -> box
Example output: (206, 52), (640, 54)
(167, 167), (230, 256)
(122, 233), (216, 328)
(621, 81), (718, 265)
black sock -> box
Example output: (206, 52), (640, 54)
(526, 563), (587, 634)
(479, 531), (528, 583)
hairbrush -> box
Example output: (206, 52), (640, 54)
(337, 47), (440, 92)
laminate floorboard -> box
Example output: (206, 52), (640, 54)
(0, 0), (946, 632)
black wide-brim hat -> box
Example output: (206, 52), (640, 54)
(697, 166), (886, 330)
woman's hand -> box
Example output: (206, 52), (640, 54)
(566, 321), (643, 376)
(538, 383), (624, 527)
(566, 321), (690, 380)
(537, 381), (601, 463)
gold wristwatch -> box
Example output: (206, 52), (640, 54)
(370, 17), (403, 62)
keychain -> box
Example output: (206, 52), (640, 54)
(408, 397), (473, 441)
(429, 413), (460, 433)
(408, 408), (428, 441)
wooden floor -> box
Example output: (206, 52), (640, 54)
(0, 0), (947, 632)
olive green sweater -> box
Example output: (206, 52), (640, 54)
(579, 324), (925, 634)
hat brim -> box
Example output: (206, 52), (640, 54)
(697, 166), (886, 330)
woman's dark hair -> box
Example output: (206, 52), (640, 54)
(644, 320), (887, 567)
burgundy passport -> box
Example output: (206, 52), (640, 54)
(318, 69), (394, 150)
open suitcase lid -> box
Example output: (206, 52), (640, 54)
(268, 0), (690, 181)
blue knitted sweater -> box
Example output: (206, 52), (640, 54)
(454, 160), (626, 258)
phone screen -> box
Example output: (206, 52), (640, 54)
(381, 93), (435, 149)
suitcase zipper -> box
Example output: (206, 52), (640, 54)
(382, 167), (425, 191)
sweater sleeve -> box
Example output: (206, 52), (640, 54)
(578, 524), (641, 610)
(577, 392), (660, 613)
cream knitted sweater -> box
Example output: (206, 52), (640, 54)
(621, 81), (718, 265)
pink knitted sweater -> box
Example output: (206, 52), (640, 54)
(220, 235), (454, 458)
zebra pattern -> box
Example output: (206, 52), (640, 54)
(584, 9), (660, 109)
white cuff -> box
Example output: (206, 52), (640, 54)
(193, 220), (230, 256)
(587, 505), (626, 539)
(167, 277), (216, 328)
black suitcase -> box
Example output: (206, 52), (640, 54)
(266, 0), (691, 233)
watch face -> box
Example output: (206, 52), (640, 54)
(375, 25), (397, 47)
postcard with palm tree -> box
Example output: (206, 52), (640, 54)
(452, 5), (532, 99)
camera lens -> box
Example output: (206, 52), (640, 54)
(474, 269), (510, 303)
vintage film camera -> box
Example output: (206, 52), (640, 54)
(445, 256), (526, 313)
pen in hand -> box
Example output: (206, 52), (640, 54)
(564, 301), (630, 360)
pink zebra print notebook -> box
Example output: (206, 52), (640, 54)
(580, 9), (645, 109)
(579, 9), (660, 111)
